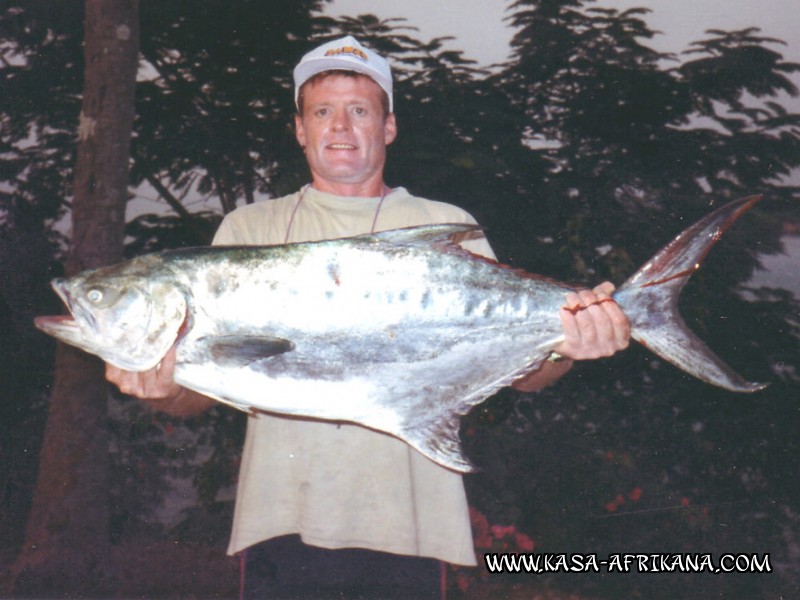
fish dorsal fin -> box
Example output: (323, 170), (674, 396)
(365, 223), (483, 247)
(203, 335), (295, 367)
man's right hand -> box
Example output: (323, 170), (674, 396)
(105, 346), (215, 416)
(106, 345), (182, 399)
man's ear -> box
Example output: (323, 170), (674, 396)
(295, 114), (306, 148)
(384, 113), (397, 146)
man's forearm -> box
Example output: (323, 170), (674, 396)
(143, 386), (217, 417)
(511, 356), (574, 392)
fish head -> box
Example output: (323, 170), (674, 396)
(35, 263), (187, 372)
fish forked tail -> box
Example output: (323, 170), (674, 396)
(613, 195), (767, 392)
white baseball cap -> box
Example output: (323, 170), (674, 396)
(293, 35), (393, 112)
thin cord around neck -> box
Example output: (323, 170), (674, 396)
(284, 184), (390, 243)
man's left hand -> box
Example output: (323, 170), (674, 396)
(512, 282), (631, 392)
(555, 281), (630, 360)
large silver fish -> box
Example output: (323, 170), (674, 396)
(35, 196), (766, 472)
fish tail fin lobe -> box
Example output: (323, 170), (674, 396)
(614, 196), (767, 393)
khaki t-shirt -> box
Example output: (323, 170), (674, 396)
(215, 186), (495, 566)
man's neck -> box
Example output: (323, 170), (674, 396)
(310, 177), (386, 198)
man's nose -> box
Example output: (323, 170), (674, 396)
(331, 109), (351, 131)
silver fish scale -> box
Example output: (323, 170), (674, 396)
(176, 236), (566, 400)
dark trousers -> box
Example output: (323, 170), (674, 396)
(240, 534), (444, 599)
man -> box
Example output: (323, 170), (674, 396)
(107, 36), (630, 598)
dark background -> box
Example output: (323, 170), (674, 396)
(1, 1), (798, 597)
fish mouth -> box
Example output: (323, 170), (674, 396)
(33, 278), (94, 344)
(34, 314), (77, 332)
(49, 278), (80, 318)
(34, 314), (84, 345)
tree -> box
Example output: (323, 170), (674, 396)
(134, 0), (327, 214)
(459, 2), (800, 597)
(500, 1), (799, 273)
(9, 1), (139, 595)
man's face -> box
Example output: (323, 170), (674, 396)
(295, 74), (397, 191)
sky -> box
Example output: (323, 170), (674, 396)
(323, 1), (800, 142)
(324, 0), (800, 67)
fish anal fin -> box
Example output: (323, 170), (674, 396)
(401, 413), (476, 473)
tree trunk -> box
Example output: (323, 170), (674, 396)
(9, 0), (139, 596)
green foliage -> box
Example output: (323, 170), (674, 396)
(107, 393), (244, 545)
(0, 2), (82, 225)
(135, 1), (328, 210)
(2, 0), (799, 596)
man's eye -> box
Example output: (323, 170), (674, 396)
(352, 107), (367, 116)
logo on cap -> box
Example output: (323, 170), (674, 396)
(324, 45), (368, 62)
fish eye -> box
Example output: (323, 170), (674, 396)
(87, 288), (104, 304)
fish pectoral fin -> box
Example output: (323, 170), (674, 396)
(204, 335), (295, 367)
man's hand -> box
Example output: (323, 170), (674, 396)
(555, 281), (630, 360)
(106, 345), (182, 400)
(105, 346), (215, 417)
(512, 282), (630, 392)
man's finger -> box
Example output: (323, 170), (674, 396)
(560, 291), (583, 349)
